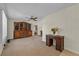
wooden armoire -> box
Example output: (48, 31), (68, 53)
(14, 22), (32, 39)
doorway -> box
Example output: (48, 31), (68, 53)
(34, 25), (38, 35)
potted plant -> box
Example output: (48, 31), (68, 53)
(51, 27), (59, 35)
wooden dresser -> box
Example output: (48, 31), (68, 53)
(14, 22), (32, 39)
(46, 35), (64, 52)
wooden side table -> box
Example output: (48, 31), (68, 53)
(46, 35), (64, 52)
(46, 35), (53, 46)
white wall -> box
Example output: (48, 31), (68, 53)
(41, 4), (79, 52)
(0, 10), (7, 55)
(2, 10), (7, 45)
(0, 10), (7, 44)
(0, 10), (2, 43)
(7, 18), (38, 39)
(37, 20), (43, 35)
(0, 10), (2, 55)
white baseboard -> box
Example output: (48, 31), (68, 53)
(65, 48), (79, 55)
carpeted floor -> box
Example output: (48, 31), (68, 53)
(2, 36), (61, 56)
(2, 36), (79, 56)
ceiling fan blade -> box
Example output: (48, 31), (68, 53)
(25, 16), (38, 21)
(33, 19), (37, 21)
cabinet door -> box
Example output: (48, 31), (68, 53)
(56, 39), (61, 50)
(14, 22), (20, 31)
(19, 22), (23, 30)
(25, 23), (27, 30)
(46, 35), (53, 46)
(28, 24), (31, 30)
(60, 39), (64, 51)
(56, 37), (64, 52)
(14, 31), (20, 39)
(28, 31), (32, 36)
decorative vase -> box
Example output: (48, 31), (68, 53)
(51, 27), (59, 35)
(53, 31), (55, 34)
(53, 31), (56, 36)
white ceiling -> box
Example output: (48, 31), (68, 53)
(0, 3), (75, 20)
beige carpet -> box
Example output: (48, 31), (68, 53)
(2, 36), (79, 56)
(2, 36), (61, 56)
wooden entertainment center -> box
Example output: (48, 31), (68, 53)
(14, 22), (32, 39)
(46, 34), (64, 52)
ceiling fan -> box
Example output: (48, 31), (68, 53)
(25, 16), (38, 21)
